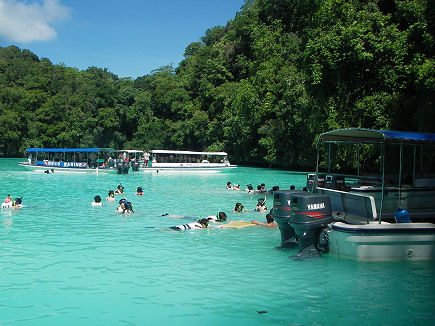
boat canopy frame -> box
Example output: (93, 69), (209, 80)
(314, 128), (435, 222)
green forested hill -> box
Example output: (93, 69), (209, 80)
(0, 0), (434, 169)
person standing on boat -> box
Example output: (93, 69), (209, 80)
(143, 152), (150, 167)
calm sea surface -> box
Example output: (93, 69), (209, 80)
(1, 158), (434, 326)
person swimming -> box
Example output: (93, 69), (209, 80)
(255, 198), (268, 212)
(106, 190), (116, 201)
(136, 187), (144, 196)
(1, 195), (23, 209)
(226, 182), (233, 189)
(170, 218), (209, 230)
(246, 184), (254, 193)
(117, 199), (133, 213)
(207, 212), (228, 222)
(269, 186), (279, 192)
(233, 184), (241, 190)
(2, 197), (23, 209)
(91, 195), (103, 206)
(115, 184), (124, 194)
(260, 183), (267, 193)
(233, 202), (247, 213)
(251, 210), (277, 228)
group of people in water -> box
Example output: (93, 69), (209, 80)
(91, 184), (145, 214)
(167, 181), (284, 231)
(2, 179), (280, 231)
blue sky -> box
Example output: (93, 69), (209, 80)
(0, 0), (246, 78)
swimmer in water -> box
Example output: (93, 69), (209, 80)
(117, 198), (133, 213)
(136, 187), (144, 196)
(233, 184), (241, 190)
(106, 190), (116, 201)
(254, 198), (268, 212)
(207, 212), (227, 223)
(91, 195), (103, 206)
(233, 202), (247, 213)
(115, 184), (124, 194)
(269, 186), (279, 192)
(251, 210), (277, 228)
(1, 195), (22, 209)
(170, 218), (209, 230)
(246, 184), (254, 194)
(226, 182), (233, 189)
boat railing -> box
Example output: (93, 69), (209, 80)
(316, 186), (378, 223)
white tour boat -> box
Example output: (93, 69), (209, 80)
(142, 150), (236, 171)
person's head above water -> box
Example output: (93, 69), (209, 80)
(136, 187), (143, 192)
(290, 185), (295, 190)
(257, 198), (265, 205)
(94, 195), (102, 203)
(198, 218), (209, 228)
(14, 197), (22, 205)
(108, 190), (114, 196)
(266, 213), (274, 224)
(217, 212), (227, 221)
(234, 202), (244, 212)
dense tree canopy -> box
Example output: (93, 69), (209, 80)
(0, 0), (433, 170)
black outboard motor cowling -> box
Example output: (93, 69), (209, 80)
(272, 191), (299, 248)
(289, 193), (333, 258)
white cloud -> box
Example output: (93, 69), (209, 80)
(0, 0), (70, 43)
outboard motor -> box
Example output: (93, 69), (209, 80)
(289, 193), (333, 258)
(272, 191), (299, 248)
(306, 173), (325, 192)
(116, 161), (130, 174)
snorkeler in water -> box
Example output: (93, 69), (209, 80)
(233, 202), (247, 213)
(254, 198), (268, 212)
(169, 218), (209, 231)
(115, 184), (124, 194)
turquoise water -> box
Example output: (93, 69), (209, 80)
(1, 158), (434, 326)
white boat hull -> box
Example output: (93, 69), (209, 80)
(328, 222), (435, 261)
(18, 162), (115, 173)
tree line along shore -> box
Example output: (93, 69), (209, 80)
(0, 0), (433, 171)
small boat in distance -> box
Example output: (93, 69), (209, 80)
(143, 150), (236, 171)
